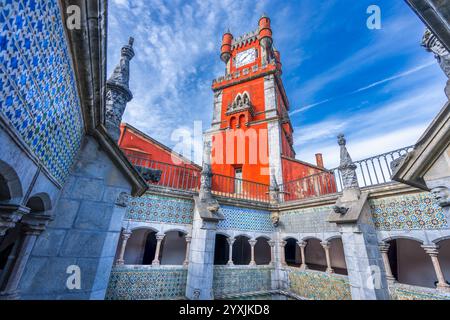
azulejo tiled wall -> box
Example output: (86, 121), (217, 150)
(287, 268), (351, 300)
(0, 0), (84, 184)
(279, 206), (337, 233)
(389, 284), (450, 300)
(213, 266), (273, 297)
(106, 266), (187, 300)
(217, 205), (274, 232)
(126, 193), (194, 224)
(369, 193), (447, 231)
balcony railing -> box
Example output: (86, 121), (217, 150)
(211, 174), (270, 203)
(123, 145), (414, 203)
(330, 145), (414, 192)
(125, 154), (201, 192)
(280, 171), (337, 202)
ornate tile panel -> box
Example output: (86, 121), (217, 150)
(369, 193), (447, 231)
(106, 266), (187, 300)
(126, 193), (194, 225)
(213, 266), (273, 297)
(0, 0), (84, 184)
(287, 269), (351, 300)
(217, 205), (274, 232)
(279, 206), (337, 233)
(389, 284), (450, 300)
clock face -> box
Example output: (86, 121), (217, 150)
(235, 49), (257, 68)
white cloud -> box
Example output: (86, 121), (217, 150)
(294, 82), (447, 168)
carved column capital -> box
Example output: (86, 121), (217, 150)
(378, 242), (390, 253)
(227, 237), (235, 246)
(248, 239), (257, 247)
(422, 245), (440, 257)
(0, 205), (30, 236)
(297, 241), (307, 249)
(321, 241), (331, 250)
(156, 234), (165, 242)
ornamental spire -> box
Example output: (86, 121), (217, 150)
(105, 37), (135, 142)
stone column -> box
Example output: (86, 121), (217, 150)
(227, 237), (235, 266)
(116, 230), (131, 265)
(379, 242), (396, 282)
(321, 241), (334, 274)
(297, 241), (307, 270)
(152, 234), (165, 266)
(183, 235), (192, 267)
(280, 240), (287, 266)
(0, 212), (50, 300)
(268, 240), (275, 266)
(422, 245), (450, 292)
(249, 239), (257, 266)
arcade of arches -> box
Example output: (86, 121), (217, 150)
(283, 237), (348, 275)
(115, 226), (450, 292)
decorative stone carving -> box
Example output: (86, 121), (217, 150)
(431, 186), (450, 207)
(193, 289), (201, 300)
(333, 205), (349, 215)
(268, 172), (280, 205)
(422, 28), (450, 98)
(337, 134), (359, 190)
(270, 212), (280, 227)
(115, 192), (130, 207)
(140, 167), (162, 183)
(226, 92), (254, 117)
(198, 141), (222, 218)
(105, 37), (135, 142)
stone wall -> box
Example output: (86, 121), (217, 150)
(106, 266), (187, 300)
(212, 266), (274, 298)
(19, 137), (132, 299)
(286, 268), (351, 300)
(369, 192), (447, 230)
(0, 0), (84, 185)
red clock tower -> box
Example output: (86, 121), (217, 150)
(206, 15), (329, 193)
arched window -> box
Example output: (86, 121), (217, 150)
(304, 238), (327, 272)
(121, 229), (156, 265)
(254, 237), (271, 265)
(160, 231), (186, 265)
(387, 238), (436, 288)
(0, 160), (23, 202)
(437, 239), (450, 284)
(329, 238), (347, 275)
(214, 234), (229, 265)
(142, 231), (157, 265)
(230, 116), (237, 129)
(284, 238), (299, 266)
(233, 235), (251, 265)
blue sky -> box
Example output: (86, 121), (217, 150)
(107, 0), (448, 168)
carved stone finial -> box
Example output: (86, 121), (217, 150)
(105, 37), (135, 142)
(199, 141), (213, 202)
(337, 134), (359, 190)
(269, 169), (280, 205)
(422, 28), (450, 98)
